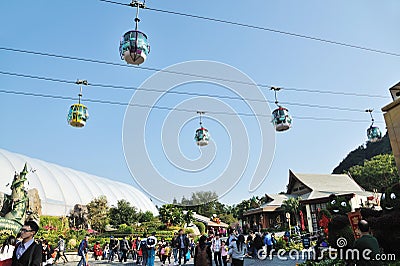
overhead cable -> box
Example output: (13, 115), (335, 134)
(0, 47), (389, 99)
(99, 0), (400, 58)
(0, 70), (384, 113)
(0, 88), (384, 123)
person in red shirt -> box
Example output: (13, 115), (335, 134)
(93, 241), (102, 260)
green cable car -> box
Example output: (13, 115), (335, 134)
(272, 106), (292, 132)
(119, 0), (150, 65)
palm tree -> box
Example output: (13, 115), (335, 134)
(184, 210), (194, 227)
(281, 197), (300, 226)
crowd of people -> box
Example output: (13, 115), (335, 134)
(88, 228), (194, 266)
(0, 219), (385, 266)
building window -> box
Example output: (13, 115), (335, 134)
(310, 204), (319, 232)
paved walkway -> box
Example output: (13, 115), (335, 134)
(62, 257), (305, 266)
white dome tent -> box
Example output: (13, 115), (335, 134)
(0, 148), (158, 216)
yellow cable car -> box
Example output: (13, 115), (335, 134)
(67, 80), (89, 128)
(67, 103), (89, 128)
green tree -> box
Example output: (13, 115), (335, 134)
(225, 204), (239, 218)
(138, 211), (154, 223)
(109, 199), (138, 226)
(281, 197), (300, 226)
(348, 154), (399, 191)
(333, 133), (392, 174)
(235, 199), (252, 220)
(184, 209), (194, 226)
(87, 195), (109, 232)
(158, 204), (184, 226)
(219, 213), (237, 226)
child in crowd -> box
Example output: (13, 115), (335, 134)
(164, 242), (172, 265)
(221, 241), (228, 266)
(136, 243), (143, 265)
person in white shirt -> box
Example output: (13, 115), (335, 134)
(54, 235), (68, 263)
(0, 235), (16, 261)
(212, 234), (222, 266)
(228, 234), (247, 266)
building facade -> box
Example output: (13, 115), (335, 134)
(244, 170), (378, 233)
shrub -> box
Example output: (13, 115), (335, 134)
(275, 237), (286, 250)
(193, 222), (205, 234)
(118, 224), (133, 234)
(185, 228), (194, 234)
(68, 238), (77, 250)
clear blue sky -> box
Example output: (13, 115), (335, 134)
(0, 1), (398, 206)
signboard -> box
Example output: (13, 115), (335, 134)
(302, 235), (311, 249)
(347, 211), (362, 239)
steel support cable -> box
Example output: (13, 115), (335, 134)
(0, 47), (389, 100)
(0, 88), (384, 123)
(98, 0), (400, 58)
(0, 70), (383, 113)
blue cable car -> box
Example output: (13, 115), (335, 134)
(367, 126), (382, 143)
(119, 30), (150, 65)
(120, 1), (150, 65)
(271, 87), (292, 132)
(272, 106), (292, 132)
(365, 109), (382, 143)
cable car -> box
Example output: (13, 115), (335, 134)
(119, 1), (150, 65)
(271, 87), (292, 132)
(195, 127), (210, 146)
(195, 111), (210, 146)
(272, 106), (292, 132)
(365, 109), (382, 143)
(67, 104), (89, 128)
(67, 80), (89, 128)
(119, 30), (150, 65)
(367, 126), (382, 143)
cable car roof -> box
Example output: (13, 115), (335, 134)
(273, 106), (289, 111)
(122, 30), (148, 38)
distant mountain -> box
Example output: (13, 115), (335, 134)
(332, 133), (392, 174)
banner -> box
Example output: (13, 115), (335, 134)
(347, 211), (362, 239)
